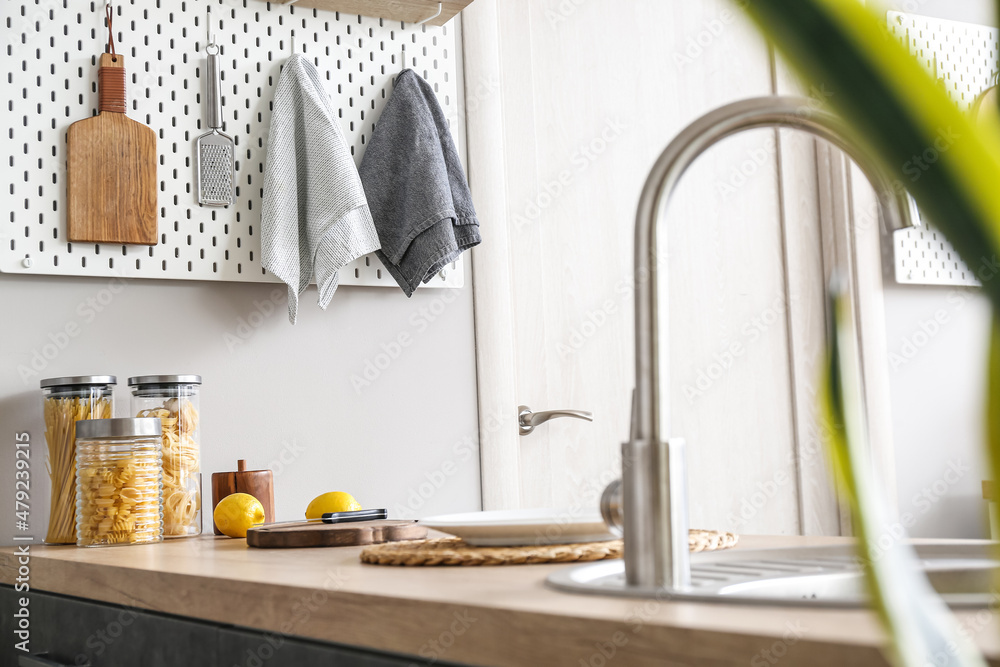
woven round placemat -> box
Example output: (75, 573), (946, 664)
(360, 529), (738, 566)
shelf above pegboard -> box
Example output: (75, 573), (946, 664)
(276, 0), (473, 26)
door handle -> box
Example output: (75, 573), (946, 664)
(518, 405), (593, 435)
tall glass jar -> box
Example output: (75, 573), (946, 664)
(75, 418), (163, 547)
(129, 375), (202, 537)
(40, 375), (116, 544)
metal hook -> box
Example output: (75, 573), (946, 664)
(206, 3), (216, 49)
(416, 3), (443, 25)
(400, 3), (441, 67)
(104, 0), (116, 56)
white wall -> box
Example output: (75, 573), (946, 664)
(0, 10), (483, 543)
(3, 0), (994, 548)
(874, 0), (995, 538)
(883, 286), (990, 538)
(0, 274), (482, 544)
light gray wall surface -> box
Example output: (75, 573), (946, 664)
(878, 0), (994, 538)
(2, 0), (995, 549)
(883, 285), (990, 538)
(1, 274), (482, 544)
(1, 10), (481, 546)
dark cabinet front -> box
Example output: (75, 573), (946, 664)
(2, 586), (448, 667)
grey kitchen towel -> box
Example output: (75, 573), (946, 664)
(358, 69), (480, 297)
(261, 54), (380, 323)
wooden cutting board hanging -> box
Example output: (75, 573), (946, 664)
(67, 6), (157, 245)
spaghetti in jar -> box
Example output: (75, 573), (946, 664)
(40, 375), (116, 544)
(129, 375), (202, 537)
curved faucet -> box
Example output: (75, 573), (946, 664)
(613, 96), (917, 591)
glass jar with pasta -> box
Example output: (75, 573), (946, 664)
(41, 375), (116, 544)
(129, 374), (202, 537)
(75, 418), (163, 547)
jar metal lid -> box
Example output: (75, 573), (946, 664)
(76, 417), (162, 440)
(127, 374), (202, 386)
(40, 375), (117, 389)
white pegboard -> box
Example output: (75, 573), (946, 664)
(0, 0), (465, 289)
(893, 225), (981, 287)
(887, 11), (992, 287)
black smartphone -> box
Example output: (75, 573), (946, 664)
(321, 508), (388, 524)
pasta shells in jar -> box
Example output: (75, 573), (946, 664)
(129, 375), (202, 537)
(75, 418), (163, 547)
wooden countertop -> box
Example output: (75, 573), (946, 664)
(2, 535), (998, 666)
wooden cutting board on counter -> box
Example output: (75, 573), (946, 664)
(246, 520), (427, 549)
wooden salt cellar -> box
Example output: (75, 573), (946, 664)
(211, 459), (275, 535)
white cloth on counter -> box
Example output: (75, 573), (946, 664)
(261, 54), (380, 324)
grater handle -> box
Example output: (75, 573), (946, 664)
(206, 49), (223, 130)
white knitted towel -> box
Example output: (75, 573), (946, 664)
(261, 54), (380, 323)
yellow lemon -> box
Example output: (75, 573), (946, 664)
(305, 492), (362, 519)
(214, 493), (266, 538)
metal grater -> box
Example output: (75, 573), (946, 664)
(196, 46), (235, 206)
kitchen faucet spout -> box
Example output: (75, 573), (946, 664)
(616, 96), (917, 591)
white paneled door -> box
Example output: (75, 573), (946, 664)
(463, 0), (895, 536)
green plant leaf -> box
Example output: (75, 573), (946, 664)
(988, 315), (1000, 546)
(741, 0), (1000, 308)
(824, 284), (985, 667)
(737, 1), (1000, 664)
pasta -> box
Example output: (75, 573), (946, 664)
(44, 395), (112, 544)
(76, 441), (162, 546)
(137, 397), (200, 535)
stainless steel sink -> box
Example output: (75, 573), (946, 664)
(546, 542), (1000, 608)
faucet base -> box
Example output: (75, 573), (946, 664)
(620, 438), (691, 589)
